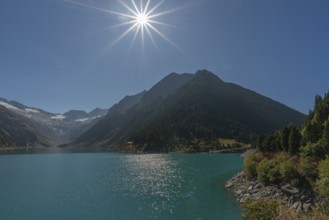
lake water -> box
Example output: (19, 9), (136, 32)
(0, 153), (242, 220)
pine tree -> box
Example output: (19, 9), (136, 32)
(257, 134), (266, 151)
(321, 121), (329, 155)
(274, 131), (282, 151)
(288, 125), (302, 155)
(281, 126), (290, 152)
(265, 135), (277, 152)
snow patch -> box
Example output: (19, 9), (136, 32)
(75, 118), (91, 122)
(51, 115), (66, 120)
(0, 101), (23, 112)
(25, 108), (40, 113)
(75, 115), (103, 122)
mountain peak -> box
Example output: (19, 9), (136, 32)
(195, 69), (213, 74)
(141, 72), (194, 102)
(195, 69), (223, 82)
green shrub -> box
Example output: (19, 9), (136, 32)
(298, 157), (319, 182)
(279, 160), (301, 186)
(256, 158), (281, 185)
(242, 198), (280, 220)
(301, 142), (326, 159)
(244, 151), (264, 179)
(311, 206), (329, 219)
(317, 158), (329, 205)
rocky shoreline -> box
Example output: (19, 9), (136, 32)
(225, 171), (324, 213)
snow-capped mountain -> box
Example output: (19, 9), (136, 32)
(0, 98), (107, 146)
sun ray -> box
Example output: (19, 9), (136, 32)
(145, 0), (165, 16)
(109, 23), (139, 49)
(128, 25), (141, 53)
(119, 0), (138, 17)
(147, 23), (184, 54)
(140, 1), (143, 14)
(148, 20), (181, 29)
(144, 25), (159, 51)
(141, 24), (145, 52)
(131, 0), (141, 15)
(63, 0), (135, 19)
(143, 0), (151, 15)
(110, 20), (136, 29)
(148, 4), (192, 19)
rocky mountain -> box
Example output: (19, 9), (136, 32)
(0, 98), (107, 148)
(73, 70), (305, 152)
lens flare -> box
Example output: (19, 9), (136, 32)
(63, 0), (188, 54)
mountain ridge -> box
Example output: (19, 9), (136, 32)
(0, 69), (306, 152)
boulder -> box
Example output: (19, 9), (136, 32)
(225, 182), (234, 188)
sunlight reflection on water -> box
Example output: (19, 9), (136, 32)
(117, 154), (184, 216)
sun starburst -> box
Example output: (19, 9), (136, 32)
(64, 0), (186, 54)
(136, 13), (149, 25)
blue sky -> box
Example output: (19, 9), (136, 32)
(0, 0), (328, 114)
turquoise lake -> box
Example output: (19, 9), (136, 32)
(0, 153), (242, 220)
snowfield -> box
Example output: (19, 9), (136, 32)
(25, 108), (40, 113)
(51, 115), (66, 120)
(0, 101), (23, 112)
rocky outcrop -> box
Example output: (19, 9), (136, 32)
(226, 171), (323, 213)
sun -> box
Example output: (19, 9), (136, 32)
(63, 0), (188, 53)
(136, 13), (149, 26)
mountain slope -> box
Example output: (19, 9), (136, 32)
(73, 70), (305, 151)
(0, 106), (52, 147)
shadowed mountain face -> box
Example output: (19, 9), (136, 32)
(74, 70), (305, 151)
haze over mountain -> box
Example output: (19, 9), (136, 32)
(73, 70), (305, 152)
(0, 98), (107, 148)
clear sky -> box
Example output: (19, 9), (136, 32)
(0, 0), (328, 114)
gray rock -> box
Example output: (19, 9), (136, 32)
(301, 195), (308, 202)
(254, 182), (262, 189)
(305, 199), (312, 204)
(281, 184), (300, 195)
(292, 201), (302, 209)
(303, 203), (311, 212)
(240, 197), (247, 203)
(225, 182), (233, 188)
(226, 171), (317, 214)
